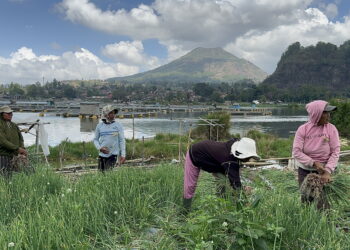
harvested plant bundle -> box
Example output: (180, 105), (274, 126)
(323, 173), (350, 205)
(300, 169), (350, 205)
(300, 173), (323, 200)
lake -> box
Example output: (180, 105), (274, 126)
(13, 108), (308, 147)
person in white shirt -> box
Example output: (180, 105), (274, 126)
(94, 105), (126, 171)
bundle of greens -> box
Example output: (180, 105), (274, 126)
(300, 166), (350, 205)
(323, 172), (350, 205)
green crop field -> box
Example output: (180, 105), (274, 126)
(1, 163), (350, 249)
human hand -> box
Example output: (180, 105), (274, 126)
(314, 161), (325, 174)
(18, 147), (28, 156)
(100, 147), (110, 154)
(119, 156), (126, 164)
(320, 171), (331, 184)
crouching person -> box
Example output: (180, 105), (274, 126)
(94, 105), (126, 172)
(0, 106), (28, 177)
(183, 137), (260, 212)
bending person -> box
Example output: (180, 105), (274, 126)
(183, 137), (260, 211)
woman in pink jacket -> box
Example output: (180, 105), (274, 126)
(292, 100), (340, 209)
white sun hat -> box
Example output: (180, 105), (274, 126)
(0, 105), (13, 113)
(231, 137), (260, 161)
(102, 105), (119, 117)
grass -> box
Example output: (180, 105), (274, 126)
(27, 133), (192, 168)
(1, 163), (350, 249)
(26, 130), (350, 169)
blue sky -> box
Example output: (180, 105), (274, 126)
(0, 0), (349, 84)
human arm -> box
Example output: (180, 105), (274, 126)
(93, 124), (109, 154)
(323, 127), (340, 174)
(17, 125), (27, 156)
(118, 124), (126, 161)
(17, 125), (24, 148)
(224, 161), (242, 189)
(292, 126), (315, 167)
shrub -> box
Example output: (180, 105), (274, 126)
(191, 112), (231, 141)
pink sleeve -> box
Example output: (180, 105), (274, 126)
(324, 127), (340, 173)
(292, 126), (314, 167)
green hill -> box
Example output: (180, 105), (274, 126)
(260, 40), (350, 101)
(107, 47), (267, 84)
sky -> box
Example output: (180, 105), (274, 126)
(0, 0), (350, 85)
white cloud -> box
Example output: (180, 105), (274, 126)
(225, 9), (350, 73)
(318, 2), (338, 19)
(158, 41), (189, 61)
(56, 0), (350, 74)
(57, 0), (315, 43)
(0, 47), (139, 85)
(56, 0), (161, 39)
(325, 3), (338, 19)
(101, 40), (160, 69)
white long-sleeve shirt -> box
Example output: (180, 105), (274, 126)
(94, 121), (126, 158)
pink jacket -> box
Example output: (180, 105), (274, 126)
(292, 100), (340, 173)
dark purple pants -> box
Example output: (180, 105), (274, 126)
(98, 155), (117, 172)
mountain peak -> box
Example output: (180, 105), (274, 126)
(107, 47), (267, 83)
(184, 47), (236, 60)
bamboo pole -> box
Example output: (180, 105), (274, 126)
(142, 136), (145, 166)
(178, 120), (182, 162)
(35, 124), (40, 154)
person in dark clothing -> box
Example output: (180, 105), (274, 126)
(0, 106), (28, 177)
(183, 137), (260, 211)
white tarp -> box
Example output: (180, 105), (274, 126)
(38, 124), (50, 156)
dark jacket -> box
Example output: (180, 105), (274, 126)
(0, 116), (24, 156)
(189, 139), (242, 188)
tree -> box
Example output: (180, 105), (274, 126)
(8, 82), (24, 96)
(63, 85), (77, 99)
(193, 83), (214, 97)
(26, 82), (45, 98)
(112, 87), (128, 102)
(330, 100), (350, 138)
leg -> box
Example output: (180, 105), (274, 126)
(183, 151), (200, 212)
(98, 157), (106, 172)
(104, 155), (117, 170)
(0, 155), (13, 178)
(183, 151), (200, 199)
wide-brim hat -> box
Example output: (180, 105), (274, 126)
(0, 105), (13, 113)
(231, 137), (260, 161)
(324, 104), (337, 112)
(102, 105), (119, 117)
